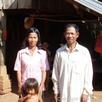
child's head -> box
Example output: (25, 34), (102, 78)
(24, 78), (39, 95)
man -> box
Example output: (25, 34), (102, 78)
(52, 24), (93, 102)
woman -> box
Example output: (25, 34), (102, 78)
(14, 27), (49, 97)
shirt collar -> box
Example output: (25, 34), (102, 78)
(24, 47), (41, 54)
(64, 43), (80, 52)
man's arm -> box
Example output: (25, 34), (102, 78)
(81, 50), (93, 102)
(52, 53), (59, 102)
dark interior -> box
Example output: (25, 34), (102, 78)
(4, 0), (102, 91)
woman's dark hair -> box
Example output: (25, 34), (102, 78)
(21, 27), (42, 49)
(24, 78), (39, 94)
(64, 24), (79, 32)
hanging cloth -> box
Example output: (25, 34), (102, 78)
(95, 32), (102, 54)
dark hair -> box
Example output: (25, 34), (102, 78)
(21, 27), (42, 49)
(24, 78), (39, 94)
(64, 24), (79, 32)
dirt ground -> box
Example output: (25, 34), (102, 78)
(0, 72), (102, 102)
(0, 90), (102, 102)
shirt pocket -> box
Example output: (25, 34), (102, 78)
(71, 60), (85, 76)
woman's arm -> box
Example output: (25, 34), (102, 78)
(38, 94), (43, 102)
(14, 51), (22, 96)
(39, 70), (46, 93)
(39, 51), (49, 92)
(17, 70), (22, 97)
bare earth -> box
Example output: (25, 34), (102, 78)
(0, 91), (102, 102)
(0, 72), (102, 102)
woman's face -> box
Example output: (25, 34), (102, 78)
(27, 32), (38, 48)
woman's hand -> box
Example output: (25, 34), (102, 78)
(18, 83), (22, 98)
(81, 94), (88, 102)
(39, 84), (44, 93)
(18, 97), (23, 102)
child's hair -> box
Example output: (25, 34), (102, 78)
(24, 78), (39, 94)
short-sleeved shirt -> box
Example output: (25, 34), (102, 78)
(14, 47), (49, 85)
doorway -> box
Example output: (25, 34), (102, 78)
(5, 12), (102, 92)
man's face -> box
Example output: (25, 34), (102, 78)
(64, 27), (79, 45)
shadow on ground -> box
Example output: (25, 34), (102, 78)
(93, 72), (102, 91)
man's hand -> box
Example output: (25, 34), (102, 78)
(81, 94), (88, 102)
(54, 94), (60, 102)
(54, 94), (58, 102)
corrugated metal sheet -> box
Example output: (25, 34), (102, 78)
(74, 0), (102, 15)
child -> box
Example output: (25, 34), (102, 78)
(18, 78), (42, 102)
